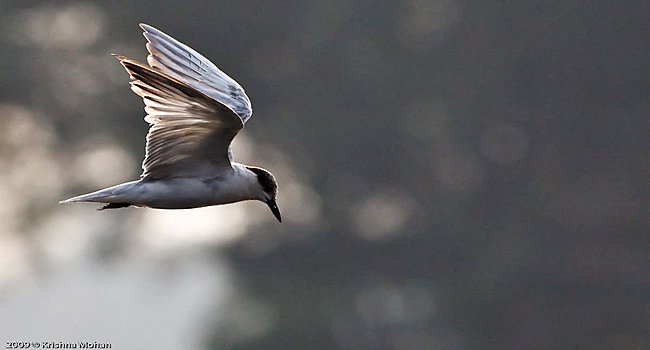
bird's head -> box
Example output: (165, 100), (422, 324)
(246, 166), (281, 222)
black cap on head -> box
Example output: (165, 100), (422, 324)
(246, 166), (278, 195)
(247, 166), (281, 222)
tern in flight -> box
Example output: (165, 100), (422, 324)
(61, 24), (282, 222)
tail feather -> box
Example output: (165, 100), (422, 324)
(59, 191), (111, 204)
(60, 181), (140, 205)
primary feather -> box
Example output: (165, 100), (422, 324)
(140, 23), (253, 122)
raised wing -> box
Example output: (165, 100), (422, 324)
(114, 55), (244, 180)
(140, 23), (253, 122)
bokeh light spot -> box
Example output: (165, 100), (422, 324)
(73, 141), (136, 188)
(14, 3), (106, 49)
(135, 206), (249, 251)
(352, 190), (414, 241)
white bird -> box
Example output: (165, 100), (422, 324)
(60, 24), (281, 222)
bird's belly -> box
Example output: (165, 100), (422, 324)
(137, 178), (249, 209)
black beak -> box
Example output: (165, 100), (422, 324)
(266, 199), (282, 223)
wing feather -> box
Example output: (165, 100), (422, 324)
(114, 54), (243, 180)
(139, 23), (253, 122)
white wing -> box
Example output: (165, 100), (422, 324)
(115, 55), (243, 180)
(140, 23), (253, 122)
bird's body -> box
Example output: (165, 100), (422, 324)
(61, 24), (282, 222)
(63, 163), (261, 209)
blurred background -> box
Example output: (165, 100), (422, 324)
(0, 1), (648, 349)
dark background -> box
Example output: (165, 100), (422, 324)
(0, 1), (648, 349)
